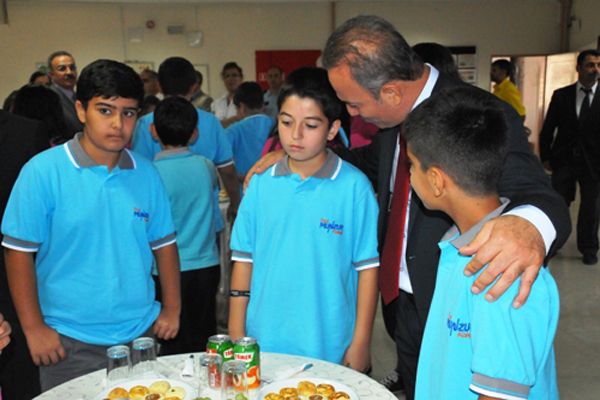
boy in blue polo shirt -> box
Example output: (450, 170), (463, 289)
(228, 67), (379, 371)
(1, 59), (181, 390)
(404, 87), (559, 399)
(226, 81), (274, 181)
(132, 57), (240, 218)
(150, 96), (220, 355)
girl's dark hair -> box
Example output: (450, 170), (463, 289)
(12, 84), (68, 144)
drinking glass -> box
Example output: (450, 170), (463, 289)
(221, 360), (248, 400)
(198, 353), (223, 399)
(131, 337), (157, 377)
(106, 345), (131, 383)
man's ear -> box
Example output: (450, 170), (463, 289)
(75, 100), (86, 124)
(327, 119), (341, 141)
(379, 81), (403, 107)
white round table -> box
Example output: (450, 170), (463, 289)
(33, 352), (396, 399)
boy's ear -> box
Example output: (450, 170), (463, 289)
(189, 128), (199, 145)
(150, 123), (159, 142)
(379, 81), (403, 107)
(75, 100), (87, 124)
(427, 166), (446, 197)
(327, 119), (341, 141)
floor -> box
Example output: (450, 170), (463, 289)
(217, 200), (600, 399)
(369, 201), (600, 399)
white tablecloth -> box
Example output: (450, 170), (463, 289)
(34, 352), (396, 399)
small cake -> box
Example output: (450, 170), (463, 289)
(165, 386), (186, 399)
(129, 385), (150, 400)
(145, 394), (164, 400)
(316, 383), (335, 397)
(297, 380), (317, 396)
(330, 392), (351, 400)
(264, 394), (285, 400)
(279, 387), (298, 397)
(149, 380), (171, 395)
(308, 395), (324, 400)
(107, 387), (129, 399)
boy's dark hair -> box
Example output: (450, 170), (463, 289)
(29, 71), (48, 84)
(277, 67), (342, 127)
(221, 62), (243, 78)
(413, 42), (461, 81)
(153, 97), (198, 147)
(158, 57), (197, 96)
(233, 81), (264, 110)
(403, 87), (508, 196)
(577, 49), (600, 66)
(76, 59), (144, 109)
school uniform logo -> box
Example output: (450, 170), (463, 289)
(133, 208), (150, 223)
(319, 218), (344, 235)
(447, 313), (471, 338)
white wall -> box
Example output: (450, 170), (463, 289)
(0, 0), (586, 103)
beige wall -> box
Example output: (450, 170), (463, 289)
(570, 0), (600, 51)
(0, 0), (595, 104)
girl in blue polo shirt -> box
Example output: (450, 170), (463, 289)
(228, 67), (379, 372)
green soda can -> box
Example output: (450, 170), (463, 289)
(206, 334), (234, 361)
(233, 337), (260, 390)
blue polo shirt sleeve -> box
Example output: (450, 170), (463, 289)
(131, 114), (158, 160)
(1, 158), (52, 251)
(229, 174), (258, 263)
(351, 181), (379, 271)
(193, 110), (234, 168)
(469, 268), (559, 399)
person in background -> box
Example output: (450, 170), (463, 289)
(263, 66), (284, 119)
(412, 42), (461, 82)
(2, 59), (180, 390)
(150, 97), (221, 354)
(0, 110), (49, 399)
(191, 70), (214, 112)
(47, 50), (83, 137)
(140, 95), (160, 116)
(0, 314), (11, 351)
(490, 59), (526, 120)
(227, 81), (274, 181)
(132, 56), (241, 219)
(539, 49), (600, 265)
(28, 71), (50, 86)
(229, 67), (379, 371)
(140, 69), (163, 100)
(12, 84), (68, 145)
(212, 61), (244, 127)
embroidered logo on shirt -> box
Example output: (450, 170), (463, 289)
(319, 218), (344, 235)
(133, 208), (150, 223)
(447, 314), (471, 338)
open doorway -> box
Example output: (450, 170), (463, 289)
(490, 53), (577, 156)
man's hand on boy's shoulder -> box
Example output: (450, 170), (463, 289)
(460, 215), (545, 309)
(24, 323), (65, 366)
(153, 306), (180, 340)
(243, 149), (286, 190)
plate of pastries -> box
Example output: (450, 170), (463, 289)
(259, 377), (358, 400)
(98, 379), (195, 400)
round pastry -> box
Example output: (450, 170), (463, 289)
(107, 387), (129, 399)
(330, 392), (351, 400)
(264, 394), (285, 400)
(149, 380), (171, 395)
(308, 395), (324, 400)
(283, 396), (301, 400)
(145, 394), (164, 400)
(316, 383), (335, 397)
(279, 387), (298, 397)
(297, 380), (317, 396)
(129, 385), (150, 400)
(165, 386), (186, 399)
(163, 397), (181, 400)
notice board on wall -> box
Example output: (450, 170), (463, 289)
(255, 50), (322, 91)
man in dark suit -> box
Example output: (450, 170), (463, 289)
(540, 49), (600, 265)
(0, 110), (49, 399)
(321, 16), (570, 399)
(48, 50), (83, 138)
